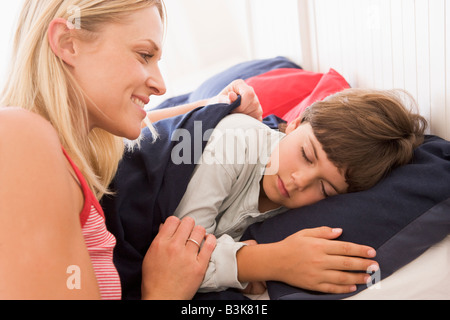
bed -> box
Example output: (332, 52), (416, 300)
(102, 57), (450, 300)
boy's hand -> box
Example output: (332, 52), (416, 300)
(208, 80), (263, 121)
(272, 227), (378, 294)
(237, 227), (378, 294)
(240, 240), (267, 295)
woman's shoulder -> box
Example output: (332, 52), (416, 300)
(0, 107), (57, 131)
(0, 107), (67, 179)
(0, 107), (61, 148)
(0, 107), (79, 219)
(0, 109), (99, 298)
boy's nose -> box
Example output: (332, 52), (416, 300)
(291, 170), (315, 191)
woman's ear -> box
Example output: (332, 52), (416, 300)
(47, 18), (77, 67)
(285, 117), (302, 135)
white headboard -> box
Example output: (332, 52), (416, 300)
(297, 0), (450, 140)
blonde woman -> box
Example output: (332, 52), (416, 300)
(0, 0), (376, 300)
(0, 0), (261, 300)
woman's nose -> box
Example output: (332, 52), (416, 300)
(146, 65), (167, 96)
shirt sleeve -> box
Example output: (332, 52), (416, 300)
(176, 161), (249, 291)
(198, 234), (249, 293)
(173, 118), (245, 234)
(173, 158), (235, 235)
(173, 121), (249, 292)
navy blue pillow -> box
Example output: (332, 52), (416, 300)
(154, 56), (302, 110)
(241, 135), (450, 300)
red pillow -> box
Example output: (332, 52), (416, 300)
(245, 68), (350, 123)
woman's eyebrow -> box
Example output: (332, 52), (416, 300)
(140, 38), (161, 52)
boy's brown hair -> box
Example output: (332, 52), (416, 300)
(301, 88), (428, 192)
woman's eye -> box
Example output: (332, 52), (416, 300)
(140, 53), (154, 63)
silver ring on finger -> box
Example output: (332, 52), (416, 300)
(187, 238), (201, 248)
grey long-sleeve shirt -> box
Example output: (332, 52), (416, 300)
(174, 114), (286, 292)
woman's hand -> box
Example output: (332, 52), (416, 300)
(141, 216), (216, 300)
(237, 227), (378, 294)
(208, 80), (263, 121)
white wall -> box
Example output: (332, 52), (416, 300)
(0, 1), (23, 92)
(245, 0), (303, 65)
(301, 0), (450, 140)
(160, 0), (450, 140)
(156, 0), (304, 107)
(155, 0), (251, 106)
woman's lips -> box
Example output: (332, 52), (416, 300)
(131, 94), (150, 108)
(131, 97), (146, 108)
(277, 176), (290, 198)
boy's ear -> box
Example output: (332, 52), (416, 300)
(47, 18), (77, 67)
(285, 117), (302, 135)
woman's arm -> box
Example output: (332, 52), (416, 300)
(0, 108), (100, 299)
(237, 227), (378, 294)
(146, 80), (263, 123)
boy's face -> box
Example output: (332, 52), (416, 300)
(262, 120), (348, 209)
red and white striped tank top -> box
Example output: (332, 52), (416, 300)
(63, 149), (122, 300)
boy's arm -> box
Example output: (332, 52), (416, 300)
(146, 99), (208, 124)
(173, 118), (253, 292)
(145, 80), (262, 124)
(173, 161), (234, 234)
(237, 227), (378, 294)
(174, 162), (251, 292)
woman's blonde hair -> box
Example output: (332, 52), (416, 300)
(1, 0), (165, 199)
(301, 88), (428, 192)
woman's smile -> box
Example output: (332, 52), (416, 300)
(131, 95), (148, 109)
(131, 96), (148, 118)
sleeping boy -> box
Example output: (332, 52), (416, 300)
(173, 88), (427, 293)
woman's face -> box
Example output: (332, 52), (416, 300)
(262, 121), (348, 209)
(71, 6), (166, 140)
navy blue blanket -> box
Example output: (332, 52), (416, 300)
(102, 100), (241, 300)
